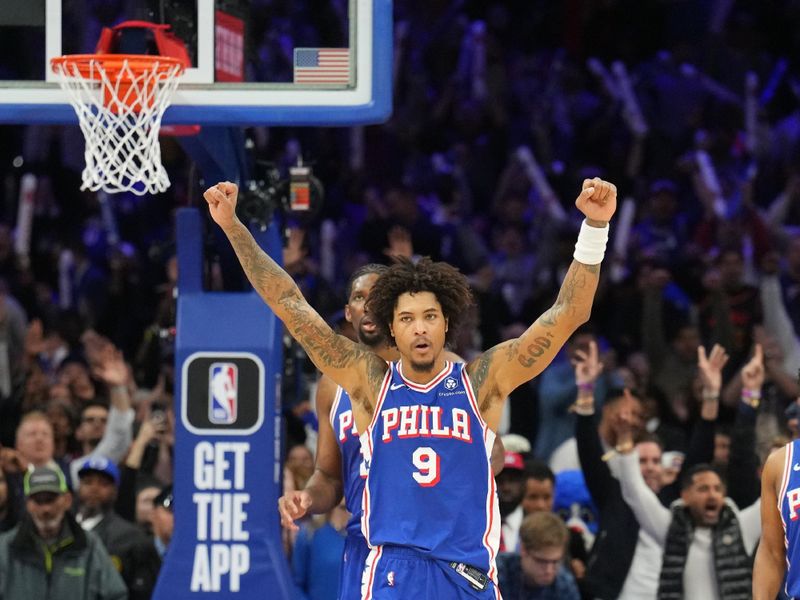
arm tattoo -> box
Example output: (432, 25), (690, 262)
(469, 347), (499, 411)
(225, 221), (387, 404)
(518, 260), (599, 368)
(517, 332), (555, 368)
(226, 221), (294, 302)
(549, 260), (600, 322)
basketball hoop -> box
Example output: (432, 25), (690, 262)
(51, 53), (185, 195)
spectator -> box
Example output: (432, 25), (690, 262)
(291, 502), (349, 600)
(550, 340), (644, 474)
(45, 397), (79, 462)
(0, 465), (127, 599)
(520, 462), (589, 595)
(613, 454), (760, 599)
(520, 461), (555, 516)
(117, 417), (162, 529)
(133, 481), (162, 535)
(697, 248), (764, 377)
(496, 511), (580, 600)
(0, 469), (15, 533)
(6, 410), (69, 517)
(15, 410), (56, 469)
(536, 328), (616, 462)
(68, 341), (134, 487)
(573, 342), (722, 599)
(75, 455), (160, 600)
(151, 485), (174, 562)
(284, 443), (314, 496)
(497, 451), (526, 552)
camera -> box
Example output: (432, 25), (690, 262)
(235, 158), (324, 230)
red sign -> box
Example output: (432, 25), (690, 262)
(215, 11), (244, 82)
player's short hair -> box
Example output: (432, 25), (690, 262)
(345, 263), (389, 301)
(519, 511), (568, 553)
(366, 257), (473, 346)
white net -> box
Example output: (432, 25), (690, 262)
(51, 55), (184, 196)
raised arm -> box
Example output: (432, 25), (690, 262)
(753, 446), (787, 600)
(205, 182), (387, 413)
(467, 178), (616, 422)
(613, 449), (672, 546)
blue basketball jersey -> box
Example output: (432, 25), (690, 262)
(361, 360), (500, 582)
(331, 385), (367, 536)
(780, 439), (800, 598)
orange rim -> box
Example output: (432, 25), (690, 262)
(50, 54), (185, 80)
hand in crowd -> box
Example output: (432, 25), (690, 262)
(697, 344), (729, 395)
(81, 329), (115, 365)
(147, 402), (174, 448)
(612, 389), (638, 451)
(126, 418), (158, 470)
(740, 343), (765, 392)
(572, 340), (603, 387)
(91, 347), (130, 388)
(0, 447), (29, 474)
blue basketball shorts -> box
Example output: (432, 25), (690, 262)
(360, 545), (501, 600)
(339, 532), (371, 600)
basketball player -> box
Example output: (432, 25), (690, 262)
(754, 432), (800, 599)
(278, 264), (504, 599)
(205, 178), (615, 599)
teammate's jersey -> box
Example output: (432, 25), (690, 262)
(331, 385), (367, 536)
(780, 438), (800, 598)
(361, 360), (500, 580)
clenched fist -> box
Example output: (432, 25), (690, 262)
(575, 177), (617, 225)
(204, 181), (240, 230)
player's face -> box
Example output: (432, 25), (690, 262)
(637, 442), (663, 493)
(345, 273), (383, 347)
(681, 471), (725, 526)
(521, 478), (554, 515)
(390, 291), (447, 373)
(520, 544), (563, 587)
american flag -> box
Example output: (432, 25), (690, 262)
(293, 48), (351, 84)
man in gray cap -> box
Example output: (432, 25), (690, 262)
(0, 465), (127, 599)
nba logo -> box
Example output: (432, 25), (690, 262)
(209, 363), (238, 424)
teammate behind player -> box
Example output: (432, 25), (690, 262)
(754, 384), (800, 599)
(279, 264), (389, 600)
(206, 178), (615, 599)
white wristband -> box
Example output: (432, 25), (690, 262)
(573, 219), (609, 265)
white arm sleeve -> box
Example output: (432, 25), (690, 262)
(737, 498), (762, 554)
(93, 406), (134, 463)
(611, 450), (672, 546)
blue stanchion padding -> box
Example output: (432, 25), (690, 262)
(152, 208), (292, 599)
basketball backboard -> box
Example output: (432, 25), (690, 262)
(0, 0), (391, 125)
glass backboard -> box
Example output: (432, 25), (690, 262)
(0, 0), (391, 125)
